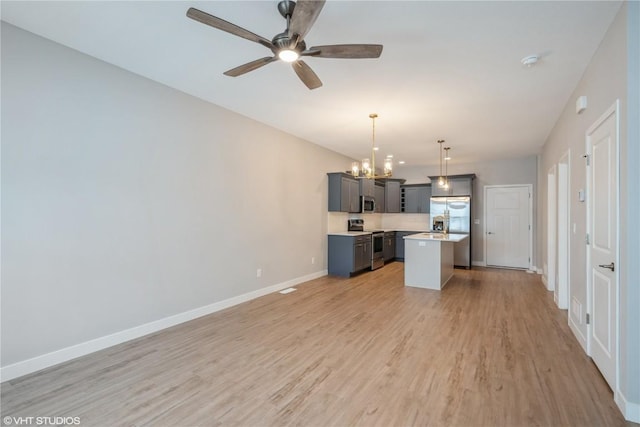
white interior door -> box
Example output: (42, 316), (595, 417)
(485, 186), (531, 269)
(587, 103), (618, 392)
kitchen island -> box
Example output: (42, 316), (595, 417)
(403, 233), (469, 290)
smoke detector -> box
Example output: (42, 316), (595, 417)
(521, 55), (539, 67)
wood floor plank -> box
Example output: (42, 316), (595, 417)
(1, 264), (633, 426)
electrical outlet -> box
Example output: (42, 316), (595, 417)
(256, 268), (262, 278)
(311, 257), (315, 264)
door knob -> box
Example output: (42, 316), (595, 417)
(487, 232), (494, 235)
(598, 262), (615, 272)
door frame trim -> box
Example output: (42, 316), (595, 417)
(557, 150), (571, 310)
(483, 184), (534, 270)
(585, 99), (620, 395)
(547, 165), (557, 291)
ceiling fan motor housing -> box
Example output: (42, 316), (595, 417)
(272, 32), (305, 54)
(277, 0), (296, 19)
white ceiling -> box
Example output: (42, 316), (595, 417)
(1, 1), (622, 168)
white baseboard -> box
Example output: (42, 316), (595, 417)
(536, 267), (543, 274)
(616, 390), (640, 423)
(472, 261), (486, 267)
(541, 275), (548, 287)
(569, 315), (588, 354)
(0, 270), (328, 382)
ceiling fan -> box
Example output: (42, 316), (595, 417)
(186, 0), (383, 90)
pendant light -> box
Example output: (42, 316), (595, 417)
(443, 146), (451, 190)
(351, 113), (393, 179)
(437, 140), (446, 187)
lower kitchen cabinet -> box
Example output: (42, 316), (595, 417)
(394, 231), (416, 260)
(328, 234), (372, 277)
(383, 231), (395, 261)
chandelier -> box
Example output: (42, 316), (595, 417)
(351, 113), (393, 179)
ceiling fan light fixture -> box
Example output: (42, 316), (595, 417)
(278, 49), (299, 62)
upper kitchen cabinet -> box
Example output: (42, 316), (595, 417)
(429, 174), (476, 197)
(401, 184), (431, 213)
(383, 179), (405, 213)
(374, 183), (385, 213)
(327, 173), (361, 213)
(359, 178), (375, 198)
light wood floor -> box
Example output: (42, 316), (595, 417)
(1, 264), (632, 426)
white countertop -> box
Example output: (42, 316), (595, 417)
(327, 231), (373, 236)
(403, 233), (469, 243)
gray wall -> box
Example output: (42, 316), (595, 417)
(1, 24), (355, 368)
(397, 155), (538, 267)
(539, 2), (639, 410)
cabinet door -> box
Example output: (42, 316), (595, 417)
(450, 178), (472, 196)
(395, 234), (406, 258)
(431, 182), (451, 197)
(421, 185), (432, 213)
(360, 178), (375, 198)
(386, 181), (401, 213)
(340, 177), (352, 212)
(354, 243), (364, 271)
(383, 235), (395, 261)
(363, 240), (372, 268)
(402, 185), (431, 213)
(374, 185), (385, 213)
(349, 179), (361, 213)
(402, 187), (420, 213)
(432, 178), (472, 197)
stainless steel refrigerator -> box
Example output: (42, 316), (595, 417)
(430, 196), (471, 268)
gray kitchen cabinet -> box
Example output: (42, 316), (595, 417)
(385, 180), (402, 213)
(401, 184), (431, 213)
(374, 183), (385, 213)
(328, 234), (372, 277)
(354, 236), (372, 271)
(327, 173), (361, 213)
(429, 174), (475, 197)
(383, 231), (396, 261)
(360, 178), (375, 198)
(394, 231), (416, 260)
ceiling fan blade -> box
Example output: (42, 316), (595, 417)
(288, 0), (326, 42)
(187, 7), (273, 49)
(306, 44), (383, 59)
(292, 60), (322, 90)
(224, 57), (278, 77)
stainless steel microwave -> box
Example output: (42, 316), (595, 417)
(361, 196), (375, 213)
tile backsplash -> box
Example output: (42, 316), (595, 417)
(328, 212), (430, 232)
(382, 213), (431, 231)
